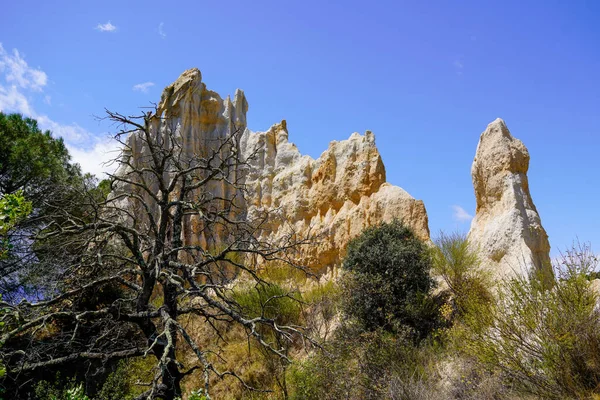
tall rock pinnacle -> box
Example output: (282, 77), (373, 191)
(468, 118), (552, 281)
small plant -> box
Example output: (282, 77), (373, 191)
(0, 190), (32, 258)
(64, 384), (89, 400)
(188, 388), (209, 400)
(431, 231), (494, 319)
(34, 378), (89, 400)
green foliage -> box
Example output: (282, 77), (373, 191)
(288, 326), (434, 400)
(95, 358), (154, 400)
(0, 112), (76, 197)
(431, 231), (493, 318)
(34, 378), (89, 400)
(0, 191), (32, 233)
(188, 389), (209, 400)
(95, 362), (133, 400)
(64, 384), (90, 400)
(288, 221), (445, 399)
(466, 242), (600, 399)
(233, 283), (302, 326)
(0, 113), (87, 298)
(341, 220), (437, 338)
(0, 191), (32, 258)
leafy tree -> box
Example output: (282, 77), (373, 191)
(0, 112), (78, 199)
(0, 112), (86, 297)
(0, 110), (313, 399)
(340, 220), (438, 339)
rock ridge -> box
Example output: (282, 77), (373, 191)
(115, 68), (431, 274)
(241, 120), (430, 274)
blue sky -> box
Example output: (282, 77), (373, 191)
(1, 0), (598, 256)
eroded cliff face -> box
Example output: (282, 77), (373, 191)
(240, 121), (430, 274)
(115, 68), (430, 274)
(468, 118), (552, 281)
(113, 68), (248, 250)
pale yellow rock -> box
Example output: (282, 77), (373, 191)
(468, 118), (552, 281)
(240, 122), (430, 274)
(114, 68), (430, 274)
(590, 279), (600, 295)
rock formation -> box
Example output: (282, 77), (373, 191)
(241, 121), (430, 274)
(112, 68), (249, 250)
(468, 118), (552, 281)
(115, 68), (430, 274)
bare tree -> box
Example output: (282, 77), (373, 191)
(0, 109), (314, 399)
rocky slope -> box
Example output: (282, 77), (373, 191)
(468, 118), (552, 281)
(116, 68), (430, 274)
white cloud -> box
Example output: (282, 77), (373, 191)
(44, 95), (51, 105)
(96, 21), (117, 32)
(35, 115), (91, 143)
(452, 205), (473, 223)
(158, 22), (166, 39)
(0, 84), (34, 115)
(0, 43), (48, 91)
(0, 43), (121, 177)
(67, 138), (121, 178)
(133, 82), (155, 93)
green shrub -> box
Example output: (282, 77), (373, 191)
(431, 231), (494, 318)
(186, 389), (208, 400)
(467, 243), (600, 399)
(232, 283), (302, 326)
(288, 325), (437, 400)
(340, 220), (437, 338)
(95, 361), (133, 400)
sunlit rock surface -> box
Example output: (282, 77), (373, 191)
(114, 68), (430, 274)
(241, 121), (430, 274)
(468, 118), (552, 281)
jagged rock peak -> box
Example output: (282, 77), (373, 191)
(241, 122), (430, 274)
(157, 67), (247, 130)
(468, 118), (552, 281)
(116, 68), (430, 275)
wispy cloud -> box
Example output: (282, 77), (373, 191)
(158, 22), (166, 39)
(453, 60), (464, 75)
(0, 43), (47, 91)
(133, 82), (155, 93)
(96, 21), (117, 32)
(452, 205), (473, 223)
(0, 43), (120, 177)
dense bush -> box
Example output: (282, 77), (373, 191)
(466, 243), (600, 399)
(341, 220), (438, 338)
(287, 221), (446, 399)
